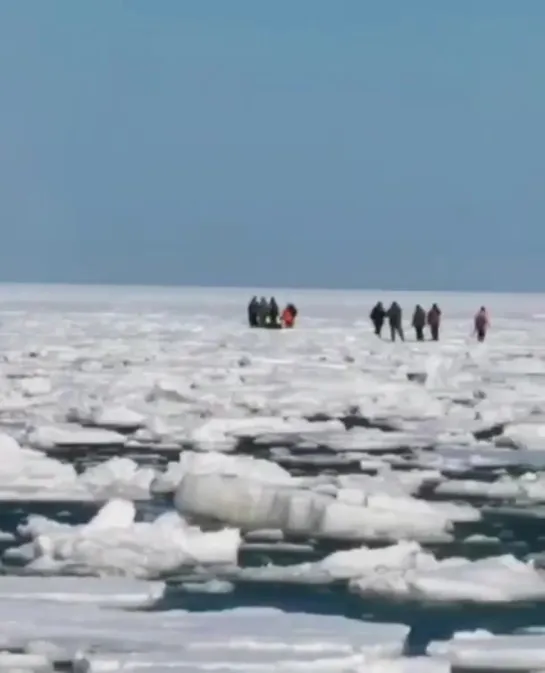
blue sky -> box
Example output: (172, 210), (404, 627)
(0, 1), (544, 291)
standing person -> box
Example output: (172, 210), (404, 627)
(268, 297), (279, 326)
(386, 301), (404, 342)
(411, 304), (426, 341)
(247, 296), (259, 327)
(281, 303), (297, 328)
(370, 301), (386, 337)
(257, 297), (269, 327)
(427, 303), (442, 341)
(474, 306), (489, 342)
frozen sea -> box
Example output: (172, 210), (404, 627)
(4, 284), (545, 671)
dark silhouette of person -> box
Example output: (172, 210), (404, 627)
(370, 302), (386, 337)
(474, 306), (489, 342)
(248, 296), (259, 327)
(412, 304), (426, 341)
(386, 301), (404, 342)
(427, 303), (442, 341)
(268, 297), (279, 326)
(257, 297), (269, 327)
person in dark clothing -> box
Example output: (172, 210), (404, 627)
(386, 301), (404, 342)
(370, 302), (386, 337)
(427, 303), (442, 341)
(268, 297), (279, 326)
(412, 304), (426, 341)
(248, 296), (259, 327)
(257, 297), (269, 327)
(474, 306), (489, 342)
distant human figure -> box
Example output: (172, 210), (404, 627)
(386, 301), (404, 342)
(412, 305), (426, 341)
(257, 297), (269, 327)
(248, 296), (259, 327)
(474, 306), (489, 342)
(281, 303), (297, 328)
(427, 303), (442, 341)
(268, 297), (279, 326)
(370, 301), (386, 337)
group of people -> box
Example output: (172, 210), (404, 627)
(370, 302), (490, 343)
(246, 296), (491, 342)
(248, 296), (298, 329)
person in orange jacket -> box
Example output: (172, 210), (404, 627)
(281, 303), (298, 328)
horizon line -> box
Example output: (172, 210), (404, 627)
(0, 279), (542, 296)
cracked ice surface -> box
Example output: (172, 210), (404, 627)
(0, 285), (544, 457)
(4, 286), (545, 669)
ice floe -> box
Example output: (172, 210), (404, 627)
(172, 451), (477, 542)
(9, 499), (240, 578)
(349, 553), (545, 605)
(0, 433), (159, 501)
(0, 591), (419, 672)
(231, 541), (545, 607)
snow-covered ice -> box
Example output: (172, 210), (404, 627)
(9, 499), (241, 578)
(2, 285), (545, 461)
(3, 285), (545, 668)
(0, 581), (418, 672)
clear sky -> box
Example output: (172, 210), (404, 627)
(0, 1), (544, 291)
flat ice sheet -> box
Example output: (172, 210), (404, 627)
(0, 576), (411, 670)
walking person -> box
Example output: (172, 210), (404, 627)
(386, 301), (404, 342)
(474, 306), (489, 342)
(411, 304), (426, 341)
(370, 301), (386, 337)
(427, 303), (442, 341)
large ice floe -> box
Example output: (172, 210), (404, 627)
(171, 451), (478, 544)
(5, 286), (545, 668)
(8, 498), (240, 578)
(0, 580), (423, 672)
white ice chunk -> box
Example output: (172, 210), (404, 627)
(68, 403), (145, 431)
(20, 500), (241, 578)
(79, 457), (155, 500)
(350, 554), (545, 604)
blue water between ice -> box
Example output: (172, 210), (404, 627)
(1, 496), (544, 656)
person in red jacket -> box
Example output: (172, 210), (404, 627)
(474, 306), (489, 342)
(281, 303), (297, 328)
